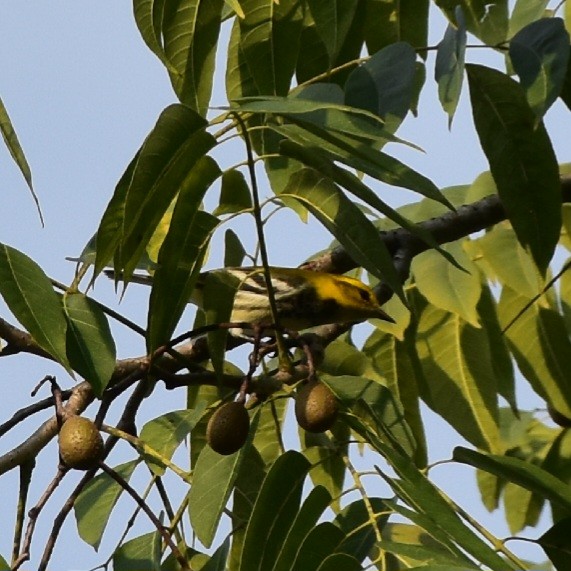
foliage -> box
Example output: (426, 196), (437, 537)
(1, 1), (571, 570)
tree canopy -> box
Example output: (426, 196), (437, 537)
(1, 1), (571, 570)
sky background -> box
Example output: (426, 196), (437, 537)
(0, 2), (569, 569)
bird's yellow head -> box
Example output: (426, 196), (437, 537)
(308, 272), (395, 324)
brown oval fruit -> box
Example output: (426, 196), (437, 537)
(58, 416), (104, 470)
(207, 402), (250, 455)
(295, 381), (339, 433)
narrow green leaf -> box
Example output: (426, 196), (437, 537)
(238, 0), (303, 96)
(239, 451), (310, 571)
(467, 63), (561, 275)
(63, 293), (116, 396)
(345, 42), (417, 132)
(435, 7), (467, 126)
(560, 47), (571, 110)
(214, 169), (252, 216)
(75, 460), (139, 549)
(113, 531), (161, 571)
(280, 167), (404, 300)
(454, 446), (571, 513)
(0, 95), (41, 220)
(0, 244), (70, 371)
(189, 435), (249, 548)
(510, 18), (570, 121)
(147, 156), (220, 351)
(133, 0), (175, 74)
(139, 404), (207, 475)
(162, 0), (225, 114)
(0, 555), (8, 570)
(498, 286), (571, 417)
(273, 486), (332, 571)
(201, 538), (231, 571)
(415, 303), (501, 452)
(276, 122), (448, 207)
(412, 241), (481, 326)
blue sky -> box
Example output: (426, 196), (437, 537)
(0, 2), (569, 569)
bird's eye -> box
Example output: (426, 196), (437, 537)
(359, 289), (370, 302)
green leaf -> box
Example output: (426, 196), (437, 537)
(316, 554), (362, 571)
(63, 293), (116, 396)
(147, 155), (220, 351)
(415, 303), (501, 452)
(467, 63), (561, 275)
(238, 0), (303, 96)
(273, 486), (332, 571)
(0, 95), (40, 220)
(509, 18), (570, 121)
(363, 329), (428, 467)
(214, 169), (252, 215)
(239, 451), (310, 571)
(412, 241), (481, 326)
(538, 517), (571, 571)
(139, 404), (207, 475)
(96, 104), (215, 278)
(306, 0), (358, 66)
(280, 167), (405, 302)
(509, 0), (550, 37)
(0, 243), (70, 371)
(202, 269), (241, 377)
(162, 0), (225, 114)
(234, 94), (412, 148)
(498, 286), (571, 417)
(364, 0), (429, 57)
(454, 446), (571, 513)
(334, 498), (389, 562)
(503, 478), (543, 534)
(560, 47), (571, 110)
(201, 538), (231, 571)
(224, 229), (246, 267)
(435, 7), (467, 126)
(476, 285), (516, 412)
(113, 531), (161, 571)
(276, 122), (448, 207)
(434, 0), (508, 45)
(0, 555), (8, 570)
(477, 224), (541, 298)
(303, 445), (345, 513)
(189, 428), (251, 548)
(345, 42), (417, 132)
(344, 414), (513, 571)
(291, 522), (344, 571)
(75, 460), (139, 549)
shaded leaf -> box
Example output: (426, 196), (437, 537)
(63, 293), (116, 396)
(113, 531), (161, 571)
(509, 18), (570, 121)
(539, 517), (571, 571)
(0, 243), (70, 371)
(239, 451), (310, 571)
(345, 42), (417, 132)
(467, 63), (561, 275)
(291, 522), (344, 571)
(214, 169), (252, 216)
